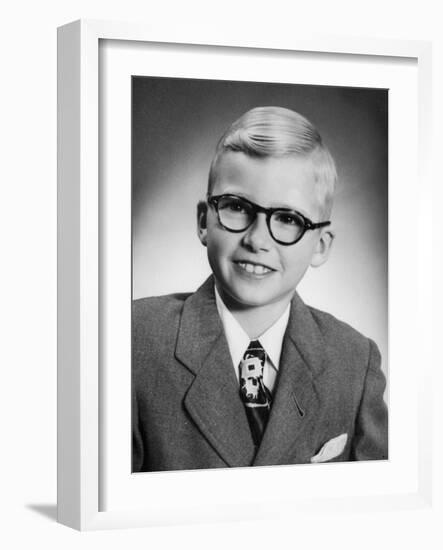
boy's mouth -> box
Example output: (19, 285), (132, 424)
(234, 261), (275, 276)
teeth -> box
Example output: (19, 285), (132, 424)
(238, 262), (271, 275)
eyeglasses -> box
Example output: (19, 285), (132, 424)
(207, 194), (331, 246)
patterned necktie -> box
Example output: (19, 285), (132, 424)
(239, 340), (272, 447)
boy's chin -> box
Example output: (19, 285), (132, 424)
(220, 286), (291, 312)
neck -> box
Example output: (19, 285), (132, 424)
(217, 290), (292, 339)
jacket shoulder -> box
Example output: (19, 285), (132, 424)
(132, 293), (191, 355)
(133, 292), (190, 323)
(307, 305), (374, 360)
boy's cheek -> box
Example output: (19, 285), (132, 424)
(206, 235), (235, 267)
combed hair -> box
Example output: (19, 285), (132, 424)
(208, 106), (337, 217)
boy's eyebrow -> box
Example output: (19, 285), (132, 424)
(223, 191), (313, 218)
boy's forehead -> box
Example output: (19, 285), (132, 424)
(212, 151), (322, 215)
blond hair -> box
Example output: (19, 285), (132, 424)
(208, 106), (337, 216)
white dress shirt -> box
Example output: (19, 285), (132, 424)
(214, 287), (290, 394)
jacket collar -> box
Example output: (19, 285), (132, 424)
(176, 277), (256, 467)
(175, 277), (329, 467)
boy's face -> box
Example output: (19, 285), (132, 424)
(198, 152), (334, 312)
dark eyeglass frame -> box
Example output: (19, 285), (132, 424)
(207, 194), (331, 246)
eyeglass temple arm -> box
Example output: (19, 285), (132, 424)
(308, 220), (331, 230)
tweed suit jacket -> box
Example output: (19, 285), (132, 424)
(132, 277), (388, 472)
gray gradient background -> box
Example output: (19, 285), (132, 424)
(132, 77), (388, 374)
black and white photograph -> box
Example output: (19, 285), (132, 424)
(4, 0), (437, 542)
(131, 77), (388, 473)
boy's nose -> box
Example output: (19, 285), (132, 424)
(241, 213), (272, 251)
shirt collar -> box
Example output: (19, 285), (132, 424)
(214, 285), (290, 370)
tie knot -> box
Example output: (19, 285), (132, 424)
(246, 340), (264, 353)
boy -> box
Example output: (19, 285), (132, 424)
(132, 106), (388, 472)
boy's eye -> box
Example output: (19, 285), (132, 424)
(220, 198), (247, 213)
(273, 212), (303, 227)
(228, 202), (245, 212)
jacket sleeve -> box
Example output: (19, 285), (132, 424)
(351, 339), (388, 460)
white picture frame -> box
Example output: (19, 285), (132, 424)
(57, 19), (433, 531)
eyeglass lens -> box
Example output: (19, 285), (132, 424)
(217, 196), (305, 244)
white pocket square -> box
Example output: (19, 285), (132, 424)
(311, 433), (348, 463)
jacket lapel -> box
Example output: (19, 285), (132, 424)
(175, 277), (256, 467)
(253, 292), (327, 466)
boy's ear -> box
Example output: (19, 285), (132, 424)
(310, 228), (335, 268)
(197, 201), (208, 246)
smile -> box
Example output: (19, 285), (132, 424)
(235, 261), (274, 276)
